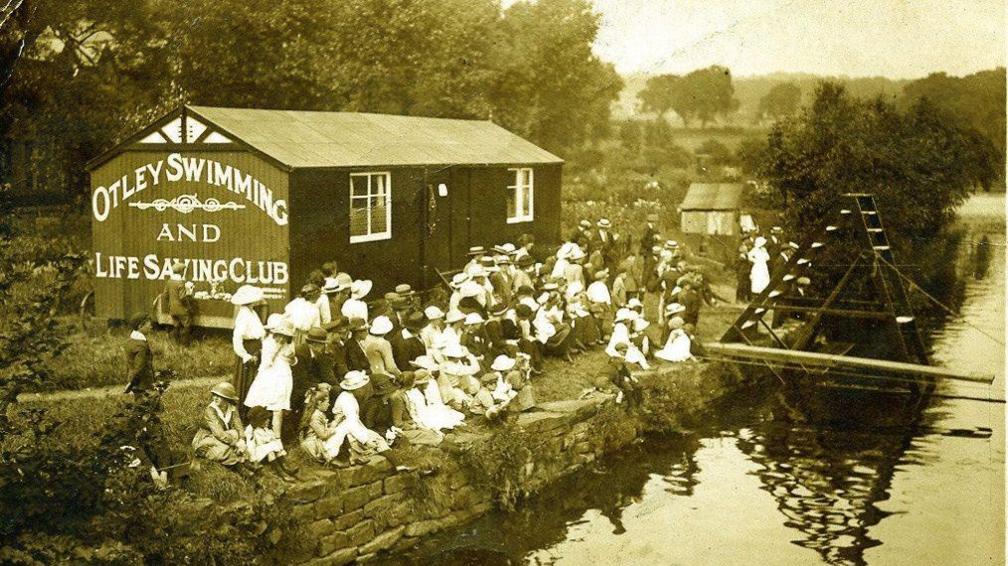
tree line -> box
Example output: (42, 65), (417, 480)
(0, 0), (622, 197)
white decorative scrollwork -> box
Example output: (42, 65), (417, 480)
(128, 194), (245, 214)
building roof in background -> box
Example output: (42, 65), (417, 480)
(188, 106), (563, 169)
(680, 182), (745, 211)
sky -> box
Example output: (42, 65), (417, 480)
(577, 0), (1005, 78)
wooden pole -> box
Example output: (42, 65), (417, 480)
(702, 342), (995, 384)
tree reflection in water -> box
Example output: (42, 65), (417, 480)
(734, 388), (937, 566)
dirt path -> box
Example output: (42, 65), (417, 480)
(18, 377), (219, 403)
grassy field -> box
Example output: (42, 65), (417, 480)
(668, 126), (768, 152)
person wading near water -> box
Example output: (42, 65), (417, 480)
(124, 313), (156, 395)
(230, 285), (266, 414)
(162, 260), (195, 345)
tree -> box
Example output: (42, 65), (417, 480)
(637, 74), (681, 120)
(756, 82), (801, 122)
(761, 82), (990, 246)
(657, 65), (740, 128)
(618, 120), (643, 154)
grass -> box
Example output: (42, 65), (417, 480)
(42, 319), (233, 392)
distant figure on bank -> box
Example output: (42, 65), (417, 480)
(163, 260), (195, 345)
(124, 313), (156, 395)
(748, 236), (771, 295)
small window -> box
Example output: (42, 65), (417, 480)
(507, 168), (534, 223)
(349, 172), (392, 243)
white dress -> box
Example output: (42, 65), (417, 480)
(748, 246), (771, 294)
(408, 387), (465, 430)
(244, 335), (294, 411)
(655, 329), (694, 362)
(605, 322), (651, 370)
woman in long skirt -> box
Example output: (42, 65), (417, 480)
(231, 285), (266, 413)
(748, 236), (771, 295)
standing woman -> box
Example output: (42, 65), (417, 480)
(231, 285), (266, 413)
(244, 314), (297, 437)
(748, 236), (771, 295)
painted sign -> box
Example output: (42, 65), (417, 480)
(91, 152), (288, 225)
(91, 150), (291, 324)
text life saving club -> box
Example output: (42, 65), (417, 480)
(92, 152), (289, 286)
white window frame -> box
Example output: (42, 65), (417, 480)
(507, 167), (534, 224)
(349, 171), (392, 243)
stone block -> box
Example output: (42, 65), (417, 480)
(336, 463), (386, 488)
(317, 531), (349, 557)
(364, 454), (394, 472)
(314, 547), (357, 566)
(291, 503), (317, 522)
(331, 508), (364, 531)
(404, 518), (442, 537)
(305, 518), (333, 540)
(537, 398), (600, 421)
(516, 410), (570, 434)
(382, 500), (414, 529)
(383, 474), (410, 495)
(314, 495), (344, 519)
(288, 479), (328, 502)
(347, 518), (375, 547)
(367, 479), (384, 498)
(359, 526), (405, 555)
(363, 493), (402, 519)
(341, 483), (371, 512)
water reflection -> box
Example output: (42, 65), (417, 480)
(972, 235), (991, 280)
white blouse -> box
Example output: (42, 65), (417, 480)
(232, 307), (266, 362)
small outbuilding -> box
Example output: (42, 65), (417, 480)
(678, 182), (745, 261)
(87, 105), (563, 327)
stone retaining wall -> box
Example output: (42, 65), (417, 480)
(275, 359), (755, 564)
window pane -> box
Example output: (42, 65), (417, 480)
(507, 186), (518, 219)
(349, 204), (369, 237)
(371, 201), (388, 233)
(351, 176), (369, 198)
(522, 185), (533, 217)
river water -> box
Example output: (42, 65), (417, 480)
(398, 198), (1005, 565)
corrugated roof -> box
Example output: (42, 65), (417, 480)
(680, 183), (745, 211)
(188, 106), (563, 169)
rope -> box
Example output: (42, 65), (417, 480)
(876, 255), (1005, 346)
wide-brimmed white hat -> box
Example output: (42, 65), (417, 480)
(627, 298), (643, 310)
(339, 370), (370, 391)
(451, 272), (470, 288)
(322, 278), (344, 294)
(754, 236), (767, 248)
(491, 354), (516, 372)
(666, 302), (686, 315)
(230, 284), (264, 306)
(370, 315), (393, 336)
(464, 312), (484, 326)
(633, 318), (650, 332)
(614, 308), (634, 323)
(445, 310), (466, 324)
(597, 218), (611, 228)
(568, 246), (586, 261)
(424, 305), (445, 320)
(265, 314), (295, 337)
(459, 281), (483, 299)
(410, 355), (439, 372)
(350, 279), (373, 299)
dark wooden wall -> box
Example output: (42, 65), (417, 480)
(290, 163), (562, 294)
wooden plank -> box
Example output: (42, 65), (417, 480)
(703, 342), (994, 384)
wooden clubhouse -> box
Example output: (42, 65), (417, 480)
(87, 105), (563, 327)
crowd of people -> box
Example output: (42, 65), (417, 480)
(125, 215), (725, 478)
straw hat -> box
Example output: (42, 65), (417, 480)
(451, 272), (470, 288)
(627, 298), (643, 310)
(340, 370), (370, 391)
(615, 308), (634, 323)
(464, 312), (485, 326)
(410, 355), (439, 372)
(334, 272), (353, 289)
(597, 218), (611, 228)
(467, 246), (486, 256)
(395, 284), (415, 296)
(230, 285), (264, 306)
(491, 355), (516, 372)
(370, 315), (393, 336)
(350, 279), (373, 299)
(321, 278), (343, 294)
(445, 310), (466, 324)
(754, 236), (767, 248)
(306, 327), (328, 343)
(578, 219), (591, 229)
(210, 382), (238, 402)
(500, 243), (517, 254)
(424, 305), (445, 320)
(665, 240), (679, 249)
(666, 302), (686, 315)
